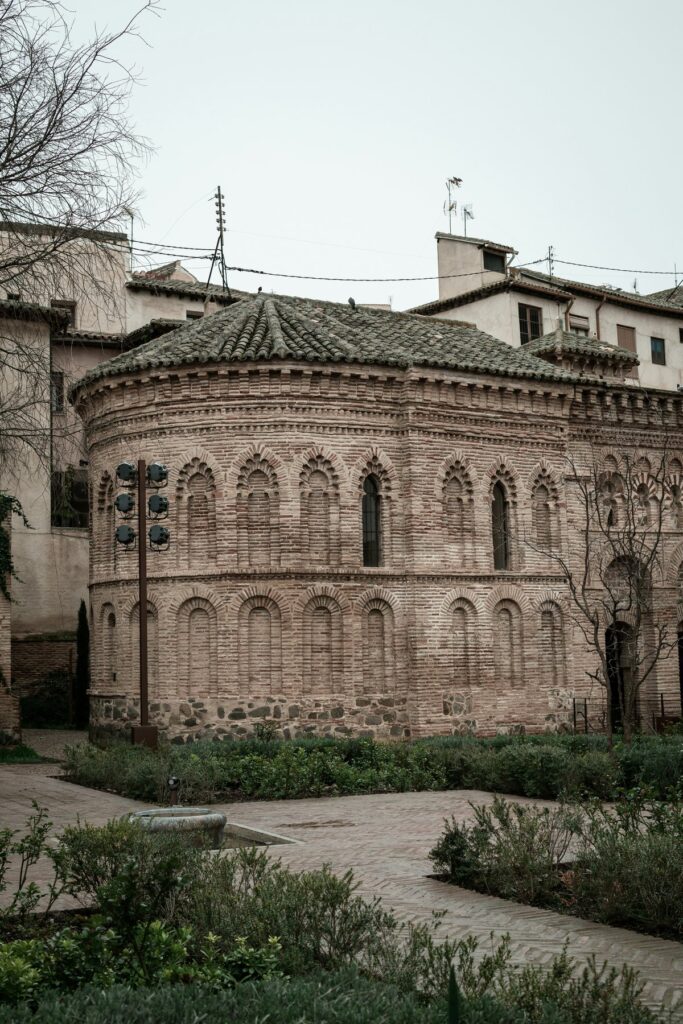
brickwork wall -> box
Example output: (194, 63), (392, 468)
(11, 639), (75, 692)
(75, 361), (683, 741)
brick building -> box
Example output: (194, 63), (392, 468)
(72, 293), (683, 740)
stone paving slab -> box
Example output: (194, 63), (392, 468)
(1, 767), (682, 1010)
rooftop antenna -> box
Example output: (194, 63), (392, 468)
(443, 176), (462, 233)
(122, 205), (135, 272)
(462, 204), (474, 237)
(548, 244), (554, 282)
(207, 185), (231, 296)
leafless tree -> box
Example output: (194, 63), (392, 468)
(527, 445), (676, 743)
(0, 0), (157, 477)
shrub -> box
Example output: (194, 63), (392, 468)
(64, 733), (683, 806)
(0, 960), (664, 1024)
(432, 791), (683, 941)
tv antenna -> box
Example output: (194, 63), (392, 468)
(462, 204), (474, 237)
(443, 176), (462, 233)
(207, 185), (231, 295)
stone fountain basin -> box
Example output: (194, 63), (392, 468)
(128, 807), (227, 848)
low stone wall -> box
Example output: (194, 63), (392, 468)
(89, 693), (411, 743)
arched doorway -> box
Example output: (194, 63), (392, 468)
(605, 621), (633, 731)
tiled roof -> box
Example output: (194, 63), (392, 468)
(123, 318), (185, 350)
(520, 269), (683, 316)
(73, 292), (582, 394)
(0, 298), (69, 326)
(407, 277), (571, 316)
(525, 327), (638, 366)
(126, 274), (250, 305)
(645, 285), (683, 308)
(408, 269), (683, 319)
(52, 328), (124, 347)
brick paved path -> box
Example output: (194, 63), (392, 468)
(1, 762), (682, 1010)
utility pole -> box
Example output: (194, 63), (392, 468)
(115, 460), (171, 749)
(207, 185), (231, 296)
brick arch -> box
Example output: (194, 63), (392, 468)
(443, 594), (479, 689)
(128, 597), (160, 697)
(491, 597), (524, 689)
(352, 446), (399, 496)
(293, 582), (352, 617)
(531, 588), (567, 612)
(528, 464), (560, 551)
(299, 452), (341, 567)
(98, 601), (118, 688)
(537, 599), (566, 689)
(434, 450), (478, 500)
(301, 592), (345, 695)
(176, 596), (218, 695)
(440, 459), (475, 563)
(666, 541), (683, 586)
(95, 471), (116, 576)
(360, 596), (396, 695)
(298, 444), (350, 486)
(484, 583), (532, 616)
(356, 586), (401, 613)
(485, 461), (521, 571)
(439, 587), (485, 616)
(234, 449), (281, 569)
(484, 458), (519, 501)
(173, 446), (223, 488)
(236, 591), (283, 696)
(226, 443), (287, 492)
(176, 456), (217, 566)
(166, 583), (228, 617)
(525, 460), (560, 498)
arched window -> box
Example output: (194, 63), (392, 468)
(102, 605), (117, 684)
(237, 595), (282, 695)
(452, 600), (476, 687)
(362, 599), (395, 693)
(237, 455), (280, 568)
(491, 481), (510, 570)
(300, 456), (340, 566)
(302, 595), (343, 694)
(177, 597), (218, 694)
(539, 604), (565, 689)
(362, 475), (381, 567)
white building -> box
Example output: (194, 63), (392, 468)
(409, 233), (683, 392)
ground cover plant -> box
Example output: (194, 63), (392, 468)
(430, 790), (683, 941)
(0, 743), (42, 765)
(0, 807), (674, 1022)
(63, 732), (683, 805)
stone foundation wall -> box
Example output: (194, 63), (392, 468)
(89, 693), (411, 744)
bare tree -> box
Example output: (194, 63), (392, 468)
(527, 446), (676, 743)
(0, 0), (157, 476)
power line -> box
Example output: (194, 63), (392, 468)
(220, 258), (549, 284)
(554, 258), (682, 277)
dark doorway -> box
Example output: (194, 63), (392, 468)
(678, 623), (683, 712)
(605, 621), (632, 731)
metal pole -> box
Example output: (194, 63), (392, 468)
(137, 458), (149, 727)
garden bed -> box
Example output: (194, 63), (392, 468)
(62, 732), (683, 805)
(430, 792), (683, 943)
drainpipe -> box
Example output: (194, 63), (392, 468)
(563, 296), (575, 331)
(595, 293), (607, 340)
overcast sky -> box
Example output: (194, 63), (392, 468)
(76, 0), (683, 309)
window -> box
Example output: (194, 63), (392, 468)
(616, 324), (636, 352)
(568, 313), (589, 336)
(362, 475), (381, 567)
(679, 327), (683, 345)
(491, 480), (510, 570)
(50, 371), (64, 413)
(186, 310), (203, 320)
(51, 468), (89, 528)
(483, 250), (506, 274)
(6, 292), (20, 301)
(518, 303), (543, 345)
(50, 299), (76, 326)
(651, 337), (666, 365)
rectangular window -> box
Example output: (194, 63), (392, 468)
(6, 292), (20, 301)
(51, 468), (89, 528)
(50, 299), (76, 327)
(50, 370), (65, 413)
(568, 314), (590, 336)
(616, 324), (636, 352)
(483, 250), (506, 274)
(518, 303), (543, 345)
(679, 327), (683, 345)
(651, 336), (666, 365)
(186, 310), (203, 320)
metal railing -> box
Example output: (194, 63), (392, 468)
(571, 693), (682, 734)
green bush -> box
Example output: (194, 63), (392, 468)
(64, 733), (683, 805)
(431, 791), (683, 941)
(0, 960), (664, 1024)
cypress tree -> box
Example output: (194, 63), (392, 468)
(74, 600), (90, 728)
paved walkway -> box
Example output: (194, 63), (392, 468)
(24, 728), (88, 762)
(1, 761), (682, 1010)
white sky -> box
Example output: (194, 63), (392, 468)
(76, 0), (683, 309)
